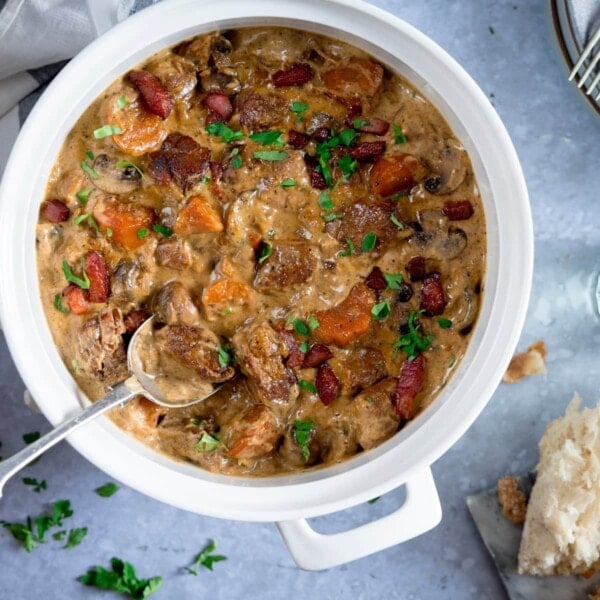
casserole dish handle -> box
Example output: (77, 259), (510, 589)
(276, 467), (441, 570)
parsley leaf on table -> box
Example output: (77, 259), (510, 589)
(95, 482), (120, 498)
(185, 540), (227, 574)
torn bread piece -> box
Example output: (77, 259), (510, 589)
(518, 394), (600, 575)
(503, 340), (547, 383)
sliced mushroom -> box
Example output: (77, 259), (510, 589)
(92, 154), (141, 195)
(413, 210), (468, 261)
(424, 141), (468, 195)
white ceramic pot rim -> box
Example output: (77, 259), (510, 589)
(0, 0), (532, 523)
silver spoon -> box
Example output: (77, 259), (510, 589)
(0, 317), (223, 498)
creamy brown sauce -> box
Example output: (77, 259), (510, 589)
(37, 27), (486, 476)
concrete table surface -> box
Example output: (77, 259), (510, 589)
(1, 1), (599, 598)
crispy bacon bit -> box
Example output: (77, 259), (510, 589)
(276, 327), (305, 369)
(41, 199), (70, 223)
(355, 117), (389, 135)
(63, 284), (89, 315)
(149, 133), (210, 191)
(85, 250), (110, 303)
(442, 200), (474, 221)
(302, 344), (334, 368)
(272, 63), (312, 87)
(129, 70), (173, 119)
(287, 130), (310, 149)
(406, 256), (426, 282)
(420, 272), (446, 316)
(365, 266), (387, 291)
(205, 111), (224, 125)
(304, 155), (328, 190)
(349, 141), (386, 163)
(312, 127), (332, 142)
(123, 309), (151, 334)
(203, 92), (233, 121)
(392, 354), (425, 419)
(316, 363), (340, 405)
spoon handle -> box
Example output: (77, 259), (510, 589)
(0, 381), (136, 498)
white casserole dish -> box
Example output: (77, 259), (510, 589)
(0, 0), (533, 570)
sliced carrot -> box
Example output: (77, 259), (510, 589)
(63, 284), (89, 315)
(174, 195), (223, 235)
(322, 58), (384, 97)
(369, 153), (429, 197)
(105, 96), (167, 156)
(202, 279), (254, 319)
(93, 198), (156, 251)
(314, 282), (375, 347)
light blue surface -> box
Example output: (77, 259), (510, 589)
(1, 1), (599, 598)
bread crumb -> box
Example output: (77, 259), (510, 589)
(497, 476), (527, 524)
(518, 394), (600, 576)
(503, 340), (547, 383)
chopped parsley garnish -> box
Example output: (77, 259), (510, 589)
(392, 193), (405, 202)
(448, 355), (456, 368)
(322, 213), (341, 223)
(53, 294), (69, 313)
(52, 530), (66, 541)
(371, 301), (391, 321)
(115, 160), (144, 178)
(205, 122), (244, 143)
(79, 557), (163, 599)
(86, 150), (94, 161)
(73, 212), (99, 231)
(308, 315), (319, 331)
(195, 432), (225, 453)
(352, 117), (371, 129)
(368, 496), (380, 504)
(137, 228), (148, 239)
(23, 431), (41, 444)
(76, 188), (92, 204)
(253, 150), (287, 162)
(95, 482), (120, 498)
(152, 224), (173, 237)
(298, 380), (317, 393)
(267, 228), (275, 238)
(338, 154), (358, 179)
(292, 318), (310, 336)
(338, 129), (357, 147)
(280, 177), (296, 188)
(62, 259), (90, 289)
(93, 124), (123, 139)
(318, 191), (334, 211)
(106, 228), (113, 238)
(298, 341), (309, 353)
(249, 130), (285, 147)
(338, 237), (355, 257)
(293, 420), (314, 462)
(116, 95), (130, 109)
(361, 232), (377, 252)
(390, 214), (405, 229)
(22, 477), (46, 493)
(217, 345), (232, 368)
(393, 310), (434, 360)
(258, 242), (273, 263)
(290, 101), (309, 121)
(228, 148), (242, 169)
(437, 317), (452, 329)
(80, 160), (99, 180)
(1, 499), (74, 552)
(383, 272), (403, 290)
(64, 527), (88, 549)
(185, 540), (227, 574)
(393, 124), (407, 144)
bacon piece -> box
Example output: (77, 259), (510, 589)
(348, 141), (386, 163)
(355, 117), (389, 135)
(406, 256), (426, 282)
(370, 153), (429, 197)
(272, 63), (312, 87)
(364, 266), (387, 291)
(316, 363), (340, 406)
(85, 250), (110, 303)
(123, 309), (151, 334)
(302, 344), (334, 368)
(420, 272), (446, 316)
(304, 155), (328, 190)
(129, 70), (173, 119)
(203, 92), (233, 121)
(287, 130), (309, 149)
(393, 354), (425, 419)
(442, 200), (474, 221)
(63, 284), (89, 315)
(276, 326), (305, 369)
(312, 127), (332, 142)
(149, 133), (210, 191)
(41, 199), (70, 223)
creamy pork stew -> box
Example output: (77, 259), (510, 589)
(38, 28), (486, 476)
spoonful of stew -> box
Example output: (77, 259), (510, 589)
(0, 317), (230, 497)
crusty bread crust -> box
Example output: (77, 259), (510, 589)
(503, 340), (547, 383)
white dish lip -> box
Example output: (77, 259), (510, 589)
(0, 0), (532, 521)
